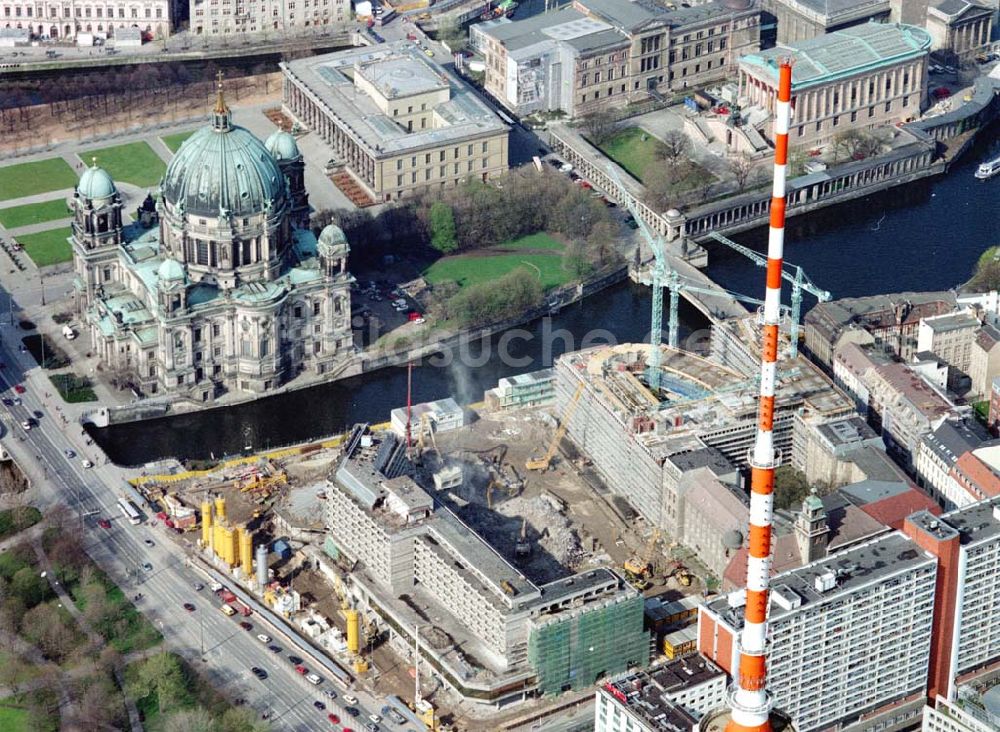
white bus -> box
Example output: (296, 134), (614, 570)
(117, 498), (142, 525)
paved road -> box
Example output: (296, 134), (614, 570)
(0, 326), (419, 731)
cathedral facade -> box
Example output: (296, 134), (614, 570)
(72, 91), (354, 402)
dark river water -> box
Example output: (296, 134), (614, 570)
(95, 127), (1000, 466)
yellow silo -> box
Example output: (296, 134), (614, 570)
(346, 608), (361, 654)
(213, 524), (236, 565)
(214, 495), (226, 523)
(212, 523), (226, 563)
(239, 527), (253, 576)
(201, 501), (212, 546)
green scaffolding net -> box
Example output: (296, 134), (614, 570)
(528, 595), (650, 695)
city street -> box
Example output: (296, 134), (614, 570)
(0, 320), (415, 731)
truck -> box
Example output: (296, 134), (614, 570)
(219, 589), (252, 615)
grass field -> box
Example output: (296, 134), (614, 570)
(0, 158), (78, 202)
(81, 141), (166, 187)
(50, 373), (97, 403)
(596, 126), (667, 183)
(0, 199), (71, 230)
(16, 228), (72, 267)
(424, 252), (568, 290)
(161, 131), (195, 154)
(0, 702), (30, 731)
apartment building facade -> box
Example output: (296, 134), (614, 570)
(739, 21), (931, 147)
(917, 310), (980, 375)
(1, 0), (172, 39)
(190, 0), (348, 35)
(700, 532), (939, 732)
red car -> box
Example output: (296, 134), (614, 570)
(295, 664), (308, 675)
(239, 621), (253, 631)
(328, 713), (340, 724)
(97, 519), (111, 529)
(13, 385), (25, 394)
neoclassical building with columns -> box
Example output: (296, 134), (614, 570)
(739, 21), (931, 147)
(71, 90), (354, 402)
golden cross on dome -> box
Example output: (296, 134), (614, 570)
(214, 70), (229, 115)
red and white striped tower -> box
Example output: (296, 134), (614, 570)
(726, 59), (793, 732)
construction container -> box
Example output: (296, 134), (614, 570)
(663, 625), (698, 659)
(201, 501), (212, 546)
(214, 495), (226, 523)
(239, 527), (253, 577)
(272, 539), (292, 560)
(346, 608), (361, 654)
(214, 524), (236, 566)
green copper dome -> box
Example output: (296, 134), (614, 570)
(161, 112), (287, 219)
(158, 257), (186, 284)
(77, 164), (117, 200)
(264, 130), (301, 162)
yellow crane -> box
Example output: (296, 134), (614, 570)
(526, 383), (585, 472)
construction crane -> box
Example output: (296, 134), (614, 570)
(634, 268), (792, 319)
(707, 231), (831, 358)
(606, 164), (671, 391)
(415, 412), (440, 459)
(526, 382), (585, 472)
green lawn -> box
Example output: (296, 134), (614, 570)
(596, 126), (667, 183)
(0, 702), (30, 731)
(0, 199), (71, 230)
(424, 252), (569, 290)
(81, 141), (166, 187)
(0, 158), (78, 203)
(494, 232), (564, 252)
(15, 228), (72, 267)
(161, 131), (195, 154)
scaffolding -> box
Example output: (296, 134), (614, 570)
(527, 595), (649, 695)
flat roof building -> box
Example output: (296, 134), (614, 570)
(763, 0), (892, 44)
(595, 656), (729, 732)
(739, 22), (932, 147)
(325, 424), (650, 706)
(281, 42), (509, 203)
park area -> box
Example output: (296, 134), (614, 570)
(14, 228), (72, 267)
(596, 126), (668, 183)
(0, 158), (78, 202)
(82, 141), (166, 187)
(161, 131), (195, 154)
(0, 199), (71, 230)
(423, 233), (571, 291)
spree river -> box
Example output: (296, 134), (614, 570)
(96, 129), (1000, 466)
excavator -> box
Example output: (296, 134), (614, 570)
(526, 383), (584, 472)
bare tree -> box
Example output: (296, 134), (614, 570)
(657, 129), (692, 168)
(728, 152), (757, 192)
(832, 129), (882, 162)
(581, 109), (619, 146)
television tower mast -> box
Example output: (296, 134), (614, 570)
(726, 59), (793, 732)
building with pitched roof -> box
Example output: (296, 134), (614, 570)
(916, 418), (992, 508)
(925, 0), (993, 63)
(968, 323), (1000, 399)
(738, 21), (932, 147)
(72, 92), (353, 401)
(281, 42), (509, 203)
(804, 291), (956, 369)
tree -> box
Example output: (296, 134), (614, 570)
(22, 603), (77, 662)
(832, 129), (882, 162)
(218, 707), (272, 732)
(657, 129), (692, 168)
(773, 466), (813, 510)
(429, 202), (458, 254)
(644, 164), (683, 211)
(728, 152), (757, 192)
(163, 707), (215, 732)
(75, 677), (122, 729)
(11, 567), (49, 608)
(581, 109), (619, 146)
(0, 654), (28, 696)
(128, 652), (188, 714)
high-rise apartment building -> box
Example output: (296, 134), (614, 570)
(700, 532), (939, 732)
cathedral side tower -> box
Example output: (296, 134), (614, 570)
(70, 161), (124, 313)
